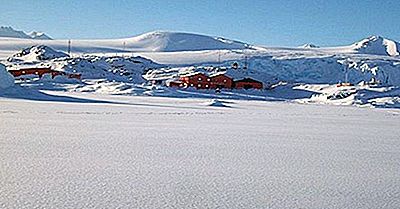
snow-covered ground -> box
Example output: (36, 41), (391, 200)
(1, 28), (400, 209)
(0, 92), (399, 209)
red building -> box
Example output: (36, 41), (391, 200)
(179, 73), (211, 89)
(9, 67), (53, 78)
(9, 67), (81, 80)
(209, 73), (233, 89)
(169, 72), (263, 90)
(234, 78), (263, 90)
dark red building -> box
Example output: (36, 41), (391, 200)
(9, 67), (53, 78)
(234, 78), (263, 90)
(179, 73), (211, 89)
(9, 67), (81, 80)
(170, 72), (263, 90)
(209, 73), (233, 89)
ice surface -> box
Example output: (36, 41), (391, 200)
(0, 92), (399, 208)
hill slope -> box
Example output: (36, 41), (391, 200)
(351, 36), (400, 56)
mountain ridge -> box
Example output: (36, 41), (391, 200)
(0, 26), (52, 40)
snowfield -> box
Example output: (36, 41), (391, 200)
(1, 29), (400, 208)
(0, 92), (400, 209)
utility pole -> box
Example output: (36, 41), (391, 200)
(67, 39), (71, 56)
(218, 50), (221, 64)
(244, 55), (248, 70)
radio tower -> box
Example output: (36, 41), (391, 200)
(67, 40), (71, 56)
(244, 55), (248, 70)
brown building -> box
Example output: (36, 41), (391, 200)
(209, 73), (233, 89)
(234, 78), (263, 90)
(169, 72), (263, 90)
(179, 73), (211, 89)
(9, 67), (81, 80)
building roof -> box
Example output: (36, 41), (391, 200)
(180, 72), (206, 77)
(209, 72), (231, 78)
(234, 77), (263, 83)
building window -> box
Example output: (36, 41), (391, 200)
(207, 78), (210, 81)
(205, 85), (209, 88)
(198, 77), (202, 81)
(198, 84), (201, 87)
(224, 79), (227, 82)
(190, 84), (194, 87)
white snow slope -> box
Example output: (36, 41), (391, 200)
(352, 36), (400, 56)
(0, 64), (14, 89)
(11, 45), (69, 62)
(0, 93), (399, 209)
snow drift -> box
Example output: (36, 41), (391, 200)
(0, 64), (14, 89)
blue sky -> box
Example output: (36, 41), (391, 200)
(0, 0), (398, 46)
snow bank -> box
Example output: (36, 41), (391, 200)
(207, 99), (230, 107)
(0, 64), (14, 89)
(295, 84), (400, 108)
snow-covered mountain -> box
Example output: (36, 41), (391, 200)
(0, 26), (31, 39)
(124, 31), (250, 52)
(0, 26), (52, 40)
(299, 43), (319, 49)
(28, 31), (52, 40)
(351, 35), (399, 56)
(11, 45), (68, 62)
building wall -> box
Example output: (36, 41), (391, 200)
(180, 74), (211, 89)
(10, 68), (53, 78)
(210, 75), (233, 89)
(234, 81), (263, 89)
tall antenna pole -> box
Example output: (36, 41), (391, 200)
(67, 39), (71, 56)
(218, 50), (221, 64)
(244, 55), (248, 70)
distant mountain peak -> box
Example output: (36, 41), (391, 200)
(29, 31), (52, 40)
(0, 26), (31, 39)
(0, 26), (52, 40)
(299, 43), (320, 49)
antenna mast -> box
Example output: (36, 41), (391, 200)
(244, 54), (248, 70)
(67, 39), (71, 56)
